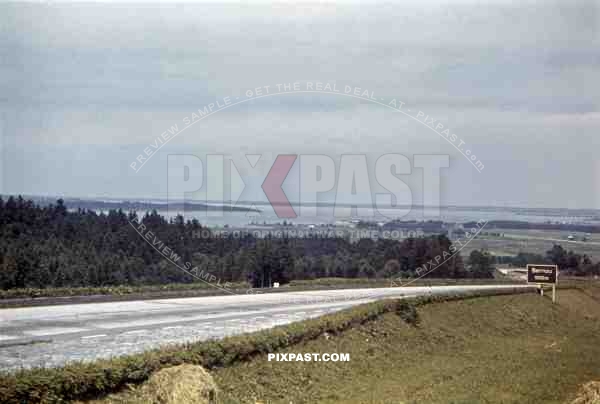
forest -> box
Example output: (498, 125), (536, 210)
(3, 196), (596, 291)
(0, 196), (489, 290)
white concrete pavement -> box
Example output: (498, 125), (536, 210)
(0, 284), (533, 370)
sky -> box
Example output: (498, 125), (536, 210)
(1, 0), (599, 210)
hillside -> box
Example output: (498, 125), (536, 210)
(214, 289), (600, 403)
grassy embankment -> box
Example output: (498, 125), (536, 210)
(211, 284), (600, 404)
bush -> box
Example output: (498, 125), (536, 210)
(395, 301), (419, 325)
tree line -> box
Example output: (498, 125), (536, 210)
(0, 196), (500, 290)
(494, 245), (600, 276)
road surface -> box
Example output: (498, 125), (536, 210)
(0, 284), (532, 371)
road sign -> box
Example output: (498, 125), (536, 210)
(527, 264), (558, 303)
(527, 264), (558, 284)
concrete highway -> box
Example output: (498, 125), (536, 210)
(0, 284), (533, 371)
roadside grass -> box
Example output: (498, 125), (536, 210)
(0, 284), (208, 299)
(213, 288), (600, 404)
(288, 277), (518, 288)
(562, 278), (600, 301)
(1, 277), (517, 300)
(0, 282), (250, 301)
(0, 277), (521, 308)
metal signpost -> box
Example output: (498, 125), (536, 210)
(527, 264), (558, 303)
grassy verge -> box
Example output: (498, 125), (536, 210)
(0, 277), (522, 308)
(0, 283), (253, 308)
(0, 278), (518, 309)
(213, 287), (600, 404)
(288, 277), (519, 288)
(1, 277), (516, 300)
(0, 282), (250, 300)
(0, 288), (532, 403)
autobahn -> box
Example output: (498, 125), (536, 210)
(0, 284), (534, 371)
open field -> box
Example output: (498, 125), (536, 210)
(461, 228), (600, 258)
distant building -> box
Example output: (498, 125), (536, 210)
(497, 267), (528, 281)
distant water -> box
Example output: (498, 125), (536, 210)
(131, 205), (600, 227)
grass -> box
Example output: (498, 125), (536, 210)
(2, 277), (518, 300)
(288, 277), (518, 288)
(464, 235), (600, 258)
(213, 287), (600, 404)
(0, 282), (250, 301)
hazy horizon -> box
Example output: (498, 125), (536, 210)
(6, 193), (600, 215)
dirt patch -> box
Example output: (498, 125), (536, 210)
(570, 382), (600, 404)
(84, 365), (218, 404)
